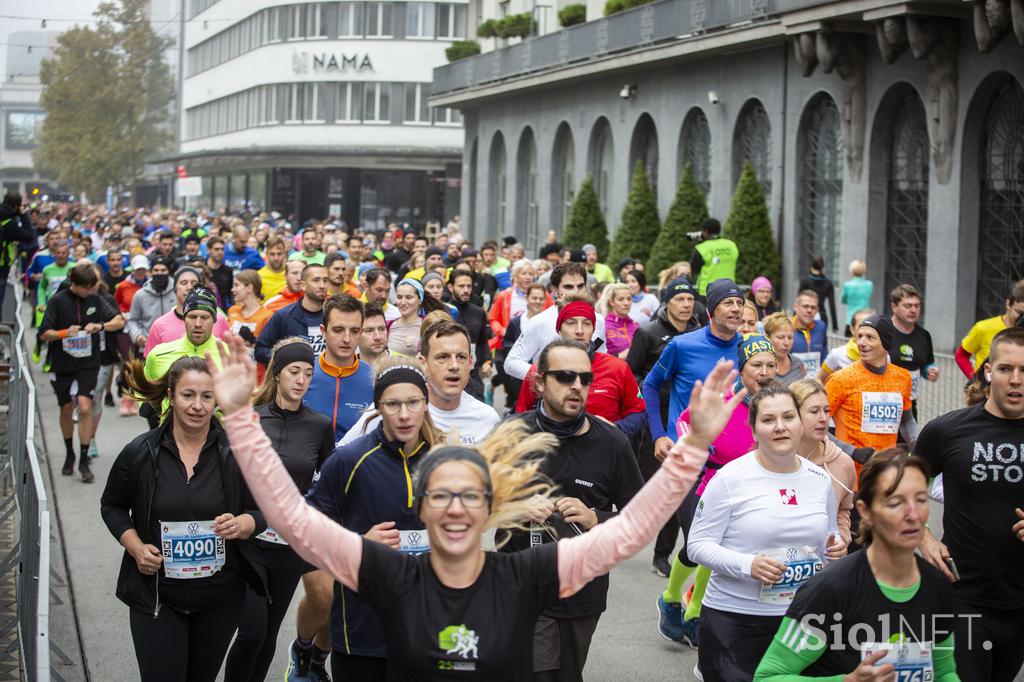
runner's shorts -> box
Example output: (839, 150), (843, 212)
(51, 370), (99, 406)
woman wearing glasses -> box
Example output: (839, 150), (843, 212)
(224, 338), (335, 682)
(300, 356), (444, 680)
(211, 333), (743, 681)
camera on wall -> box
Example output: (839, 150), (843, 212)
(619, 84), (637, 100)
(707, 91), (720, 105)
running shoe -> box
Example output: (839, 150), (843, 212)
(651, 555), (671, 578)
(308, 664), (332, 682)
(285, 640), (311, 681)
(61, 454), (74, 476)
(88, 441), (99, 458)
(692, 662), (704, 681)
(104, 392), (115, 408)
(656, 595), (685, 642)
(680, 617), (700, 649)
(78, 459), (94, 484)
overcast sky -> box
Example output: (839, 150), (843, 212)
(1, 1), (103, 78)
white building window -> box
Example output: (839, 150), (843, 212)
(290, 5), (306, 39)
(336, 82), (365, 121)
(437, 4), (467, 39)
(267, 7), (282, 42)
(404, 83), (431, 123)
(306, 4), (327, 38)
(304, 83), (323, 121)
(406, 3), (436, 38)
(434, 107), (463, 125)
(365, 3), (393, 37)
(364, 82), (390, 122)
(338, 3), (364, 37)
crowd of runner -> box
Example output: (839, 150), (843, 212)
(2, 190), (1023, 682)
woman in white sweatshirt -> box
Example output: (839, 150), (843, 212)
(687, 383), (847, 682)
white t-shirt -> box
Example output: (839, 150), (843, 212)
(339, 391), (500, 447)
(504, 305), (607, 380)
(688, 452), (838, 616)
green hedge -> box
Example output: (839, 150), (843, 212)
(558, 3), (587, 26)
(445, 40), (481, 61)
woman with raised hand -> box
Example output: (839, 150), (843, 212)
(223, 338), (335, 682)
(687, 383), (846, 682)
(209, 333), (743, 680)
(100, 356), (267, 682)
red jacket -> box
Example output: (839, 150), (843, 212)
(114, 278), (144, 313)
(487, 287), (552, 351)
(515, 351), (646, 421)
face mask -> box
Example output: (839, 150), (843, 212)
(151, 274), (169, 291)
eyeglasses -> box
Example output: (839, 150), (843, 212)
(378, 397), (427, 415)
(422, 489), (491, 509)
(543, 369), (594, 386)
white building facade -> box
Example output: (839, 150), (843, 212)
(176, 0), (465, 229)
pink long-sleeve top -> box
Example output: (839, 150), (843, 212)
(143, 307), (231, 355)
(222, 404), (706, 601)
(677, 394), (753, 496)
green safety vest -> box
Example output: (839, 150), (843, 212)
(0, 218), (19, 268)
(695, 237), (739, 295)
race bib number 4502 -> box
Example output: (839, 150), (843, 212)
(161, 520), (225, 579)
(861, 392), (903, 434)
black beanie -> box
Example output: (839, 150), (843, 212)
(706, 278), (744, 315)
(859, 315), (896, 351)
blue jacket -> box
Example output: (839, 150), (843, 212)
(255, 300), (325, 364)
(305, 424), (429, 657)
(222, 244), (265, 271)
(305, 354), (374, 442)
(791, 317), (828, 363)
(642, 326), (739, 441)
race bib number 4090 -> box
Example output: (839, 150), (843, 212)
(161, 520), (225, 579)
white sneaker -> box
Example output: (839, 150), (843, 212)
(88, 441), (99, 458)
(692, 662), (704, 681)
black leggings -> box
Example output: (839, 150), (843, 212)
(674, 486), (701, 568)
(697, 605), (780, 682)
(129, 598), (242, 682)
(331, 650), (387, 681)
(224, 546), (306, 682)
(954, 599), (1024, 682)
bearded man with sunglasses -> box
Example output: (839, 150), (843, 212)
(503, 337), (644, 682)
(514, 294), (647, 437)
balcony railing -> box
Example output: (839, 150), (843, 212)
(433, 0), (780, 96)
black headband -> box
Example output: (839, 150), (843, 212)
(373, 365), (428, 406)
(412, 446), (493, 515)
(270, 341), (315, 376)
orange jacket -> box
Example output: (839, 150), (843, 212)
(487, 287), (553, 351)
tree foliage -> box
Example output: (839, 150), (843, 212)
(562, 176), (609, 261)
(446, 40), (481, 61)
(610, 161), (661, 266)
(37, 0), (174, 199)
(648, 163), (708, 277)
(558, 3), (587, 26)
(723, 161), (782, 285)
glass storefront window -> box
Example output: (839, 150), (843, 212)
(249, 173), (268, 210)
(213, 176), (227, 210)
(230, 174), (247, 211)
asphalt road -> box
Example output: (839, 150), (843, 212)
(32, 360), (697, 681)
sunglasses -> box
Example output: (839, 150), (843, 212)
(543, 369), (594, 386)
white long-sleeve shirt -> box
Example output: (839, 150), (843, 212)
(687, 452), (837, 616)
(503, 305), (607, 380)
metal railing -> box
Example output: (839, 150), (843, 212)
(1, 275), (51, 681)
(432, 0), (779, 96)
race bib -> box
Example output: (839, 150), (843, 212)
(47, 277), (65, 297)
(160, 520), (225, 579)
(398, 529), (430, 555)
(861, 641), (933, 682)
(230, 320), (254, 336)
(792, 352), (820, 376)
(61, 333), (93, 359)
(861, 392), (903, 434)
(256, 526), (288, 545)
(758, 546), (823, 604)
(307, 326), (325, 355)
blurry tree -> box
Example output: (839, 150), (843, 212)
(609, 161), (660, 266)
(723, 161), (782, 285)
(562, 176), (610, 261)
(37, 0), (174, 200)
(648, 163), (708, 277)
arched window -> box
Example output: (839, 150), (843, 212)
(679, 108), (711, 197)
(489, 132), (507, 234)
(517, 128), (539, 254)
(589, 118), (614, 217)
(884, 90), (930, 297)
(629, 114), (659, 204)
(733, 99), (772, 200)
(976, 78), (1024, 318)
(551, 123), (575, 233)
(797, 94), (844, 282)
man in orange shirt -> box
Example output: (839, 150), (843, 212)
(826, 315), (916, 461)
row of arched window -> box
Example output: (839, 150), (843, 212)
(468, 73), (1023, 317)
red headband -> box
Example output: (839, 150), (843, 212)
(556, 301), (596, 331)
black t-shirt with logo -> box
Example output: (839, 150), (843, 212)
(37, 288), (121, 375)
(358, 538), (559, 680)
(890, 323), (935, 398)
(786, 551), (955, 677)
(914, 403), (1024, 609)
(501, 414), (644, 618)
